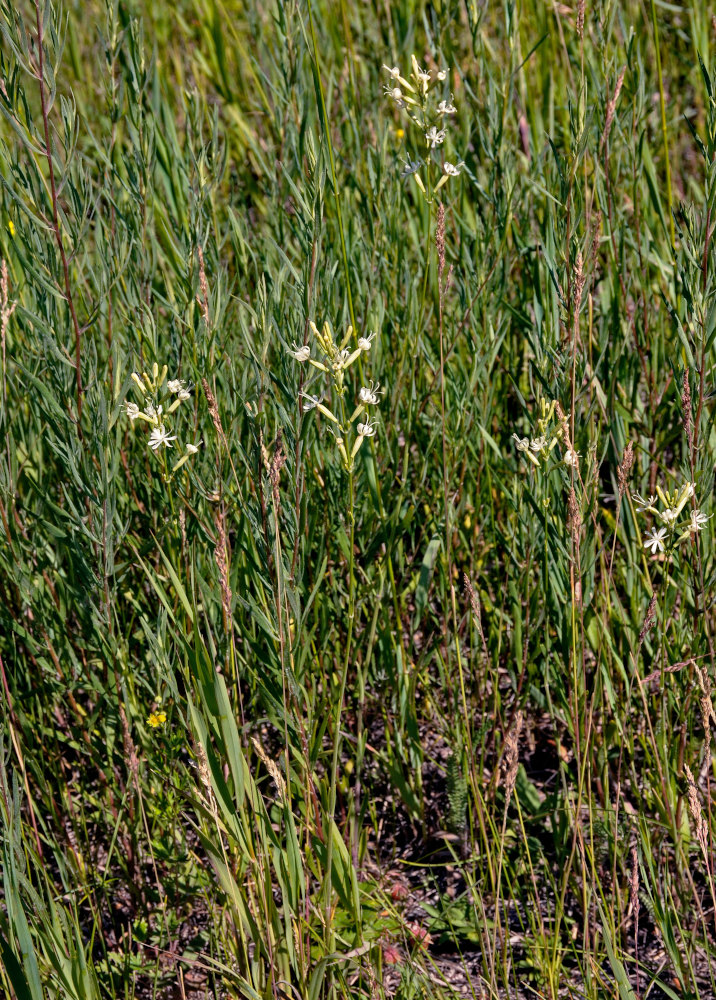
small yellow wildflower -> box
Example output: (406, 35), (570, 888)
(7, 220), (15, 238)
(395, 127), (405, 140)
(147, 710), (166, 728)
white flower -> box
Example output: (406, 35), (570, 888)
(689, 509), (711, 532)
(385, 85), (405, 106)
(148, 425), (177, 450)
(288, 343), (310, 362)
(358, 331), (376, 351)
(633, 493), (656, 512)
(401, 157), (422, 178)
(167, 379), (185, 393)
(644, 526), (668, 554)
(564, 448), (580, 467)
(660, 507), (678, 524)
(299, 392), (320, 410)
(185, 442), (201, 454)
(177, 388), (191, 400)
(530, 436), (546, 453)
(425, 126), (446, 148)
(443, 161), (462, 176)
(436, 69), (447, 81)
(357, 419), (377, 437)
(512, 434), (530, 453)
(415, 69), (431, 88)
(383, 65), (401, 79)
(437, 100), (457, 115)
(359, 381), (383, 406)
(125, 402), (141, 421)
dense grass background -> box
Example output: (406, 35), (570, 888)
(2, 0), (716, 997)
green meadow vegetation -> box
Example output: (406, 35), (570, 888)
(3, 0), (716, 996)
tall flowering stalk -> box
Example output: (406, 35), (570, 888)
(288, 318), (380, 950)
(632, 478), (710, 779)
(382, 57), (463, 202)
(383, 56), (464, 331)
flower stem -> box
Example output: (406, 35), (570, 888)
(324, 398), (360, 963)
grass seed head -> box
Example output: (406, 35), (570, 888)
(638, 592), (658, 646)
(617, 441), (634, 497)
(684, 764), (709, 857)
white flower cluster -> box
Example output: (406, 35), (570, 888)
(633, 482), (710, 554)
(511, 399), (578, 470)
(287, 321), (381, 470)
(124, 363), (201, 475)
(383, 57), (463, 199)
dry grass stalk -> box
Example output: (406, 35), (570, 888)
(503, 710), (523, 807)
(463, 573), (482, 630)
(629, 844), (640, 921)
(196, 244), (210, 327)
(270, 442), (286, 509)
(572, 251), (586, 343)
(463, 573), (489, 660)
(701, 693), (714, 771)
(638, 592), (657, 647)
(696, 665), (716, 770)
(436, 202), (446, 281)
(567, 486), (581, 542)
(202, 377), (228, 450)
(641, 656), (695, 686)
(629, 842), (640, 995)
(567, 485), (583, 606)
(214, 506), (232, 630)
(1, 259), (17, 400)
(601, 66), (626, 151)
(682, 368), (693, 457)
(1, 259), (16, 336)
(617, 441), (634, 497)
(685, 764), (709, 858)
(193, 738), (215, 808)
(251, 736), (287, 803)
(576, 0), (585, 39)
(179, 506), (187, 558)
(260, 429), (271, 478)
(118, 701), (139, 783)
(589, 210), (602, 270)
(266, 429), (286, 510)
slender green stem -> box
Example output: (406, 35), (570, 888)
(418, 175), (433, 333)
(324, 392), (360, 965)
(649, 0), (675, 248)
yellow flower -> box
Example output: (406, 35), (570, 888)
(147, 710), (166, 728)
(7, 220), (15, 238)
(395, 127), (405, 140)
